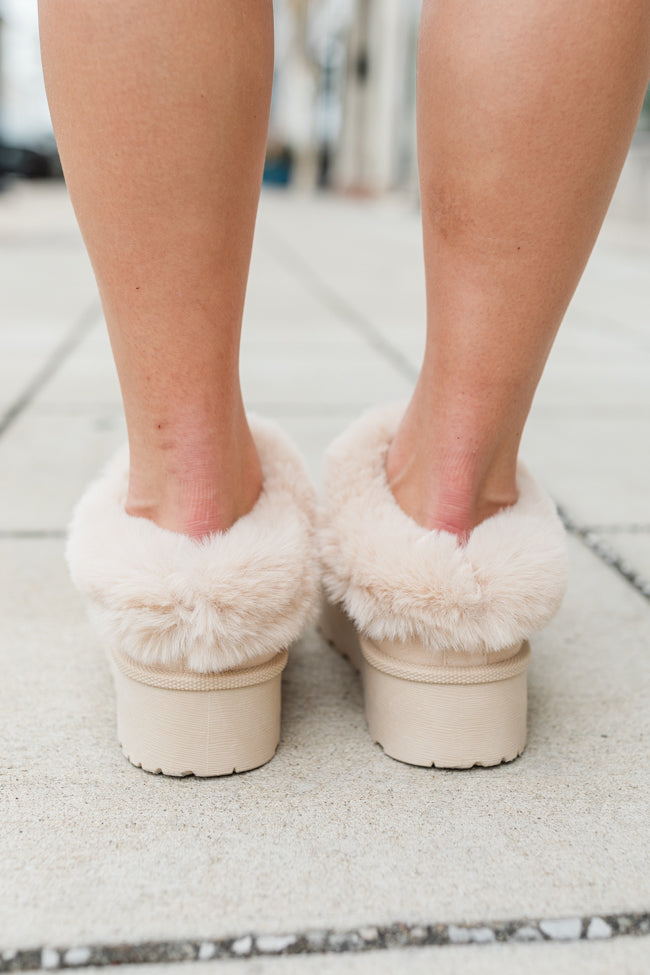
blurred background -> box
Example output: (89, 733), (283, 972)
(0, 0), (422, 193)
(4, 0), (646, 202)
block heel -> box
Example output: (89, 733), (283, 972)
(322, 599), (528, 768)
(360, 638), (529, 769)
(319, 595), (363, 671)
(110, 650), (287, 776)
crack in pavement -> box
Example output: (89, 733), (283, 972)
(559, 506), (650, 602)
(1, 911), (648, 971)
(0, 300), (101, 440)
(262, 230), (418, 383)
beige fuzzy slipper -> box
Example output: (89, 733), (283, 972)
(319, 405), (568, 769)
(67, 417), (319, 777)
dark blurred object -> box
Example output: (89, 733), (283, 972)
(639, 84), (650, 132)
(0, 134), (63, 179)
(263, 146), (293, 186)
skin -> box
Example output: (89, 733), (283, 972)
(39, 0), (273, 536)
(39, 0), (650, 539)
(387, 0), (650, 537)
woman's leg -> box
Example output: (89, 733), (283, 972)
(387, 0), (650, 537)
(39, 0), (274, 537)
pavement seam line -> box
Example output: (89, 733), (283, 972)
(261, 230), (418, 382)
(0, 232), (87, 250)
(1, 911), (648, 971)
(0, 300), (102, 440)
(0, 530), (66, 539)
(559, 505), (650, 601)
(573, 522), (650, 533)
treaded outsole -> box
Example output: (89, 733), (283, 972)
(118, 745), (280, 778)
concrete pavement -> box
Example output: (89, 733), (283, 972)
(1, 175), (650, 974)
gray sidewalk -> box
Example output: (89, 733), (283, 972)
(1, 179), (650, 975)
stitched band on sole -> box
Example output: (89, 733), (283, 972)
(361, 640), (530, 685)
(110, 648), (289, 691)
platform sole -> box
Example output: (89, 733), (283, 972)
(109, 650), (287, 777)
(320, 600), (528, 769)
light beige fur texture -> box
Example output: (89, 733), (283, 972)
(67, 417), (319, 673)
(320, 405), (568, 654)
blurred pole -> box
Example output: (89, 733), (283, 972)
(352, 0), (370, 187)
(289, 0), (319, 188)
(316, 38), (335, 187)
(334, 0), (421, 195)
(0, 12), (5, 137)
(269, 0), (318, 188)
(0, 11), (6, 189)
(334, 0), (369, 192)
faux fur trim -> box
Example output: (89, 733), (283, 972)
(319, 404), (568, 654)
(67, 417), (319, 673)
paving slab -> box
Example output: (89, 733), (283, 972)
(0, 406), (126, 532)
(571, 244), (650, 340)
(533, 307), (650, 411)
(1, 535), (649, 951)
(522, 412), (650, 526)
(34, 326), (122, 410)
(0, 183), (98, 416)
(256, 192), (426, 372)
(240, 336), (412, 413)
(597, 532), (650, 583)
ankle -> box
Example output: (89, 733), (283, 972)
(125, 477), (261, 538)
(125, 421), (263, 538)
(386, 425), (519, 540)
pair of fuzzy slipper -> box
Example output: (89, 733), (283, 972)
(67, 405), (568, 776)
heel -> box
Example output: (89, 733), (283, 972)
(319, 597), (363, 671)
(361, 639), (529, 769)
(110, 651), (287, 777)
